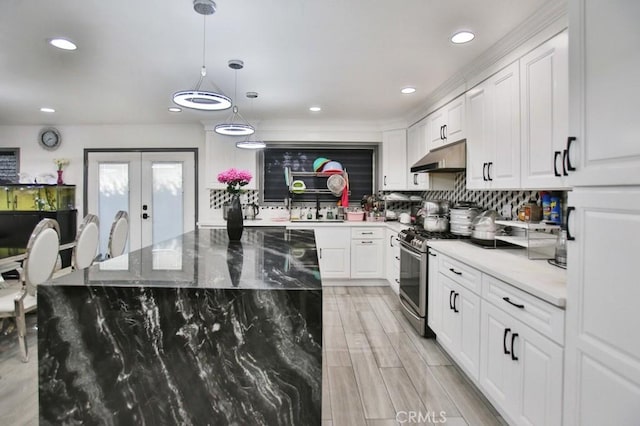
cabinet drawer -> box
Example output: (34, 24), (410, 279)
(482, 274), (565, 345)
(351, 227), (384, 239)
(439, 254), (481, 295)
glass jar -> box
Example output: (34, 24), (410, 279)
(554, 230), (568, 265)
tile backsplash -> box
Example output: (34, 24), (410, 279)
(209, 172), (568, 222)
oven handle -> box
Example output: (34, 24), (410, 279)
(399, 294), (422, 321)
(399, 242), (423, 260)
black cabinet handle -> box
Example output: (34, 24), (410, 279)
(395, 256), (400, 260)
(503, 328), (511, 355)
(319, 248), (322, 259)
(449, 267), (462, 276)
(511, 333), (519, 361)
(562, 150), (569, 176)
(503, 297), (525, 309)
(487, 162), (493, 181)
(142, 213), (150, 219)
(389, 235), (394, 247)
(413, 174), (418, 185)
(453, 293), (459, 313)
(553, 151), (561, 177)
(440, 125), (444, 140)
(395, 279), (400, 284)
(384, 176), (387, 186)
(449, 290), (455, 310)
(566, 206), (576, 241)
(443, 124), (447, 139)
(566, 136), (576, 171)
(482, 162), (488, 181)
(428, 251), (436, 257)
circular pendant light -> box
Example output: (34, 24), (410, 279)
(215, 60), (255, 136)
(236, 140), (266, 149)
(172, 10), (231, 111)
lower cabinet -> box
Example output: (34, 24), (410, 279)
(480, 300), (563, 426)
(314, 227), (351, 279)
(438, 273), (481, 381)
(385, 228), (400, 294)
(351, 227), (384, 279)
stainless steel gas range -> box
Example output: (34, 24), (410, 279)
(397, 227), (462, 337)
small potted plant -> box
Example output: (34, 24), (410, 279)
(53, 158), (70, 185)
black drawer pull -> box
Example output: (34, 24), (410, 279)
(449, 290), (455, 310)
(503, 328), (511, 355)
(503, 297), (525, 309)
(511, 333), (519, 361)
(487, 162), (493, 181)
(566, 206), (575, 241)
(453, 293), (459, 313)
(553, 151), (561, 177)
(449, 268), (462, 276)
(562, 150), (569, 176)
(428, 252), (436, 257)
(482, 162), (488, 181)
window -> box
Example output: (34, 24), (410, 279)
(261, 146), (376, 203)
(0, 148), (19, 183)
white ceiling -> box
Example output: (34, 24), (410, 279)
(0, 0), (546, 126)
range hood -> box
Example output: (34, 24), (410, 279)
(410, 140), (466, 173)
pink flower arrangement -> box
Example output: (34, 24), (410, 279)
(217, 168), (252, 194)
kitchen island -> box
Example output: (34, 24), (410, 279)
(37, 227), (322, 426)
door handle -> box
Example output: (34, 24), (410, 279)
(443, 124), (447, 139)
(502, 297), (525, 309)
(482, 162), (488, 181)
(384, 176), (387, 186)
(428, 251), (436, 257)
(510, 333), (519, 361)
(562, 150), (569, 176)
(487, 162), (493, 181)
(389, 235), (394, 247)
(142, 213), (151, 219)
(566, 206), (576, 241)
(440, 125), (444, 140)
(453, 292), (459, 313)
(449, 267), (462, 276)
(449, 290), (455, 310)
(503, 328), (511, 355)
(319, 248), (322, 259)
(395, 256), (400, 260)
(566, 136), (576, 171)
(413, 174), (418, 185)
(553, 151), (561, 177)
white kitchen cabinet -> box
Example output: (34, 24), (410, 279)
(437, 273), (481, 381)
(466, 61), (521, 189)
(407, 120), (455, 191)
(520, 30), (569, 189)
(426, 248), (440, 335)
(314, 227), (351, 279)
(564, 187), (640, 425)
(205, 131), (257, 189)
(385, 228), (400, 294)
(351, 228), (384, 279)
(481, 300), (563, 426)
(381, 129), (407, 190)
(426, 95), (466, 152)
(566, 0), (640, 187)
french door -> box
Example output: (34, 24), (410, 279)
(86, 151), (196, 256)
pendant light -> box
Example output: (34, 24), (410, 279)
(172, 5), (231, 111)
(236, 92), (266, 149)
(215, 60), (255, 136)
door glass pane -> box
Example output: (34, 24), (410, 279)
(152, 162), (183, 244)
(98, 163), (129, 258)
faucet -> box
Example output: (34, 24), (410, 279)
(315, 196), (322, 220)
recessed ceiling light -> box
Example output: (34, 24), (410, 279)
(451, 31), (475, 44)
(401, 87), (416, 94)
(48, 38), (77, 51)
(168, 107), (182, 113)
(40, 107), (55, 113)
(309, 106), (322, 112)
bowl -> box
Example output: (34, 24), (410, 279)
(313, 157), (331, 172)
(291, 180), (306, 194)
(322, 161), (343, 174)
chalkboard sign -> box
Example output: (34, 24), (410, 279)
(0, 149), (19, 183)
(263, 147), (374, 202)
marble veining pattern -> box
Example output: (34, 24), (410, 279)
(38, 227), (323, 425)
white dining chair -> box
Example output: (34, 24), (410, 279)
(72, 214), (100, 269)
(107, 211), (129, 259)
(0, 218), (60, 362)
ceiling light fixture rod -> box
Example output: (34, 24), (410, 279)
(215, 60), (255, 136)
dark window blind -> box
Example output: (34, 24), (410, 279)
(262, 147), (374, 203)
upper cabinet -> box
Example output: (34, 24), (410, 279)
(520, 31), (570, 189)
(466, 61), (521, 190)
(381, 129), (408, 190)
(427, 95), (466, 152)
(205, 131), (258, 189)
(566, 0), (640, 187)
(405, 121), (456, 191)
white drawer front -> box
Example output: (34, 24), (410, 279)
(439, 254), (481, 295)
(351, 227), (384, 239)
(482, 274), (565, 345)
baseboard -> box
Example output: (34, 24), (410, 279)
(322, 278), (389, 287)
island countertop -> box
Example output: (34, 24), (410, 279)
(44, 227), (322, 290)
(38, 227), (322, 425)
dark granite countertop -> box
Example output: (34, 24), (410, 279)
(38, 227), (323, 425)
(46, 227), (322, 290)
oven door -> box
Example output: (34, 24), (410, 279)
(398, 241), (427, 319)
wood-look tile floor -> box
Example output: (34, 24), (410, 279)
(0, 286), (504, 426)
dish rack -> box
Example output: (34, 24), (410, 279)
(495, 220), (561, 259)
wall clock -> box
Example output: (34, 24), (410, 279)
(39, 127), (61, 150)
